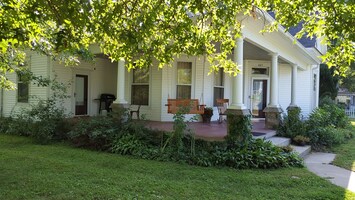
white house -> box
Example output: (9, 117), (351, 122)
(0, 11), (324, 127)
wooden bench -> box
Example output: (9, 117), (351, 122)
(166, 99), (205, 114)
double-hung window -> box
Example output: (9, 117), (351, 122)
(213, 69), (224, 106)
(176, 62), (192, 99)
(17, 73), (29, 103)
(131, 67), (149, 105)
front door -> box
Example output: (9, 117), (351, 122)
(251, 79), (267, 118)
(75, 75), (88, 115)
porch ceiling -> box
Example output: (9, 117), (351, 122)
(244, 40), (288, 64)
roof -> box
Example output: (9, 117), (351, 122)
(268, 11), (317, 48)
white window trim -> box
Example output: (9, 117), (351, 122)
(173, 58), (196, 99)
(129, 66), (151, 106)
(213, 69), (225, 106)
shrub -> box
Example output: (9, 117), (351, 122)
(306, 126), (347, 150)
(292, 135), (310, 146)
(190, 139), (303, 169)
(68, 116), (121, 151)
(0, 117), (12, 133)
(111, 134), (145, 155)
(277, 107), (305, 139)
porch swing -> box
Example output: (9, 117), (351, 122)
(165, 58), (206, 115)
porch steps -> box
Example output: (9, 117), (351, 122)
(291, 145), (312, 158)
(266, 136), (291, 147)
(266, 136), (311, 158)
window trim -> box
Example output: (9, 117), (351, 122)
(130, 67), (150, 106)
(213, 69), (225, 106)
(17, 74), (30, 103)
(176, 61), (193, 99)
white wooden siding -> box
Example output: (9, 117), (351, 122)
(52, 58), (117, 116)
(296, 66), (312, 116)
(2, 53), (49, 117)
(278, 64), (292, 110)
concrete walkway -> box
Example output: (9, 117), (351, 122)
(304, 152), (355, 193)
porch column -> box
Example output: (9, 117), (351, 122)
(269, 53), (279, 107)
(263, 52), (283, 129)
(289, 64), (298, 107)
(230, 37), (246, 110)
(114, 59), (128, 104)
(226, 36), (251, 145)
(112, 59), (128, 118)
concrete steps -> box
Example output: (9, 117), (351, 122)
(266, 136), (291, 147)
(265, 136), (311, 158)
(291, 145), (312, 158)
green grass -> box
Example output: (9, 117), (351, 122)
(0, 135), (354, 200)
(333, 121), (355, 171)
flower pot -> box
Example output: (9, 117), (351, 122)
(201, 109), (213, 123)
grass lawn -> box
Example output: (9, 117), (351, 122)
(1, 135), (354, 200)
(333, 120), (355, 171)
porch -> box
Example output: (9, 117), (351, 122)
(146, 118), (276, 141)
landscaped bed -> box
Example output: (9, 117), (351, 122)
(0, 134), (354, 200)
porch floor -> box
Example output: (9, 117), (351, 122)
(146, 118), (276, 141)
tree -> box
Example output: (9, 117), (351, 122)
(319, 64), (339, 100)
(340, 62), (355, 92)
(1, 0), (355, 89)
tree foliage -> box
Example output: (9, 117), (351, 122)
(319, 64), (339, 100)
(340, 62), (355, 92)
(1, 0), (355, 89)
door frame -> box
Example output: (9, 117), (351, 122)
(73, 72), (91, 116)
(250, 77), (269, 118)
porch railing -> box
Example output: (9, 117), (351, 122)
(345, 108), (355, 118)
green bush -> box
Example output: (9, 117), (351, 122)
(306, 126), (347, 150)
(0, 117), (12, 133)
(5, 114), (33, 136)
(68, 116), (121, 150)
(189, 139), (303, 169)
(278, 107), (305, 139)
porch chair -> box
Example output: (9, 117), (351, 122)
(130, 105), (141, 120)
(216, 99), (229, 123)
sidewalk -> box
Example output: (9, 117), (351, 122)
(304, 152), (355, 193)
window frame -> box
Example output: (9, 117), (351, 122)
(213, 69), (224, 106)
(131, 67), (150, 106)
(176, 61), (193, 99)
(17, 73), (29, 103)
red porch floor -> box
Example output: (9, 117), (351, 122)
(146, 119), (275, 141)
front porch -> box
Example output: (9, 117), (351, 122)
(146, 118), (276, 141)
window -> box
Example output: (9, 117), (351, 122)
(252, 68), (268, 75)
(213, 69), (224, 106)
(176, 62), (192, 99)
(131, 67), (149, 105)
(17, 74), (29, 103)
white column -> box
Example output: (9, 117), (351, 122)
(269, 53), (279, 107)
(230, 37), (246, 109)
(290, 64), (298, 106)
(114, 58), (128, 104)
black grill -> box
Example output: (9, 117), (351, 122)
(98, 93), (116, 113)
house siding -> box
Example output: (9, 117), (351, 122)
(52, 58), (117, 116)
(278, 64), (292, 110)
(126, 59), (163, 121)
(2, 53), (49, 117)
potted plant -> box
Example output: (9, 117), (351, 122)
(292, 135), (310, 146)
(201, 107), (213, 123)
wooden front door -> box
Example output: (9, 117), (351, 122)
(75, 75), (88, 115)
(251, 79), (267, 118)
